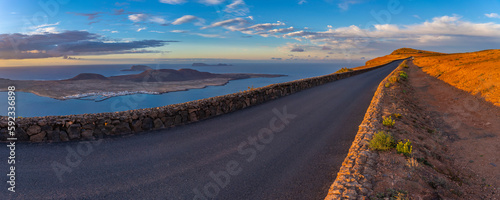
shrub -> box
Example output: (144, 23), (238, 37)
(399, 71), (408, 79)
(383, 116), (395, 127)
(388, 76), (399, 84)
(397, 139), (413, 156)
(392, 113), (402, 119)
(385, 82), (391, 88)
(406, 157), (419, 169)
(336, 67), (353, 73)
(369, 131), (395, 151)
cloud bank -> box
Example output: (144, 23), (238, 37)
(0, 31), (177, 59)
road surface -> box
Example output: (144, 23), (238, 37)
(1, 61), (400, 200)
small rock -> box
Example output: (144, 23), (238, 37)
(81, 130), (94, 139)
(189, 112), (198, 122)
(37, 120), (47, 126)
(67, 124), (82, 139)
(27, 125), (41, 136)
(142, 118), (153, 131)
(30, 131), (46, 142)
(60, 131), (69, 141)
(47, 131), (60, 142)
(132, 120), (142, 132)
(153, 118), (164, 129)
(343, 189), (357, 199)
(112, 122), (132, 135)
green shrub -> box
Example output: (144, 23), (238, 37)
(383, 116), (395, 127)
(397, 139), (412, 156)
(399, 71), (408, 79)
(388, 76), (399, 84)
(336, 67), (353, 73)
(369, 131), (395, 151)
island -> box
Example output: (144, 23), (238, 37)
(192, 63), (233, 66)
(0, 68), (284, 101)
(121, 65), (153, 71)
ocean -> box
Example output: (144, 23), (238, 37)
(0, 63), (361, 117)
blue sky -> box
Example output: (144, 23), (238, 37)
(1, 0), (500, 66)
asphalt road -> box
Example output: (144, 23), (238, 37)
(1, 61), (400, 200)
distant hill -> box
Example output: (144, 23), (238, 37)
(121, 65), (153, 71)
(356, 48), (446, 70)
(66, 73), (108, 81)
(111, 68), (221, 82)
(192, 63), (233, 66)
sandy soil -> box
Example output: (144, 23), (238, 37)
(369, 60), (499, 199)
(411, 61), (500, 198)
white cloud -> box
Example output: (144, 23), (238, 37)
(128, 14), (148, 22)
(269, 27), (295, 34)
(246, 21), (285, 31)
(28, 22), (61, 34)
(298, 0), (307, 5)
(150, 30), (165, 33)
(201, 17), (249, 29)
(277, 15), (500, 59)
(193, 33), (225, 38)
(150, 16), (167, 24)
(171, 30), (189, 33)
(129, 14), (167, 25)
(199, 0), (225, 5)
(172, 15), (205, 26)
(159, 0), (186, 4)
(338, 0), (361, 10)
(485, 13), (500, 19)
(137, 27), (147, 32)
(224, 0), (249, 16)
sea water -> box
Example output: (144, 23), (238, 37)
(0, 63), (361, 117)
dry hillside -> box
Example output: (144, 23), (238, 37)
(355, 48), (445, 70)
(358, 48), (499, 107)
(413, 49), (500, 106)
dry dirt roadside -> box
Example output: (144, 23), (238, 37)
(369, 60), (499, 199)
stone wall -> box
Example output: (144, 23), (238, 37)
(324, 59), (407, 199)
(0, 61), (400, 143)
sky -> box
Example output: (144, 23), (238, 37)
(0, 0), (500, 67)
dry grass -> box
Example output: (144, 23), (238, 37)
(413, 49), (500, 106)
